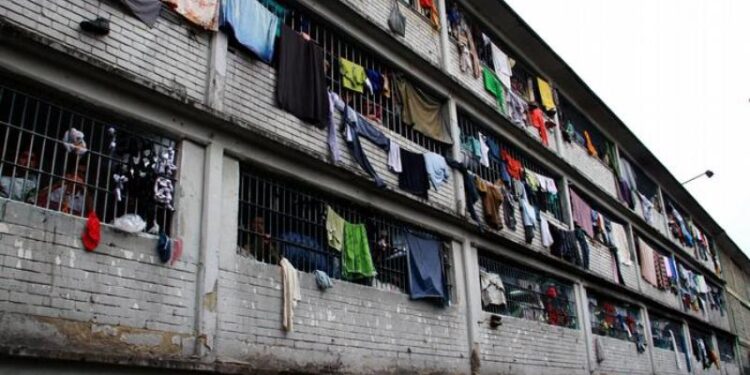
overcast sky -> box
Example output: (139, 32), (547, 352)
(505, 0), (750, 256)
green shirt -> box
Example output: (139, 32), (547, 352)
(342, 222), (377, 279)
(483, 66), (506, 115)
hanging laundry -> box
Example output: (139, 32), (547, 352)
(327, 92), (341, 163)
(398, 149), (430, 198)
(339, 57), (367, 93)
(121, 0), (161, 27)
(342, 223), (376, 280)
(515, 179), (535, 243)
(491, 43), (512, 88)
(568, 188), (594, 238)
(501, 184), (517, 230)
(277, 25), (329, 128)
(609, 221), (632, 266)
(540, 216), (553, 247)
(478, 132), (490, 167)
(550, 225), (581, 266)
(366, 69), (384, 96)
(480, 270), (506, 307)
(536, 78), (556, 111)
(584, 130), (599, 157)
(326, 206), (345, 252)
(456, 20), (480, 78)
(482, 67), (506, 114)
(424, 152), (450, 190)
(501, 149), (523, 181)
(382, 73), (391, 98)
(162, 0), (219, 30)
(419, 0), (440, 30)
(475, 178), (503, 230)
(397, 78), (452, 144)
(637, 238), (658, 286)
(257, 0), (287, 36)
(334, 97), (390, 188)
(280, 257), (301, 331)
(388, 140), (402, 173)
(220, 0), (278, 63)
(406, 231), (446, 301)
(654, 253), (670, 290)
(574, 226), (590, 270)
(529, 107), (549, 146)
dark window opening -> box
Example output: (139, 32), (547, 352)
(478, 251), (578, 329)
(717, 334), (735, 362)
(458, 112), (564, 222)
(0, 84), (176, 234)
(650, 314), (687, 352)
(558, 95), (613, 165)
(237, 164), (452, 296)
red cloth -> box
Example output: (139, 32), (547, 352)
(170, 238), (183, 266)
(81, 211), (100, 252)
(419, 0), (433, 7)
(529, 108), (549, 146)
(501, 149), (523, 181)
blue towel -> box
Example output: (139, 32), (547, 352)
(406, 232), (447, 302)
(221, 0), (279, 63)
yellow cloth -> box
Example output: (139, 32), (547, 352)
(537, 77), (556, 111)
(326, 206), (345, 252)
(339, 57), (366, 93)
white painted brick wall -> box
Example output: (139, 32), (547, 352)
(652, 346), (690, 375)
(224, 49), (456, 214)
(339, 0), (441, 68)
(215, 256), (468, 373)
(0, 0), (210, 103)
(588, 238), (638, 290)
(691, 356), (722, 375)
(592, 335), (651, 375)
(0, 200), (197, 353)
(641, 280), (682, 311)
(562, 142), (618, 198)
(478, 312), (587, 375)
(722, 362), (741, 375)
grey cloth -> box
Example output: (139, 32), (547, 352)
(314, 270), (333, 290)
(121, 0), (161, 27)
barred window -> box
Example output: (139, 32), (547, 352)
(237, 164), (452, 295)
(0, 84), (176, 233)
(690, 328), (714, 359)
(478, 251), (578, 329)
(650, 314), (686, 352)
(558, 95), (613, 165)
(588, 291), (643, 341)
(458, 112), (565, 221)
(621, 155), (660, 200)
(717, 334), (735, 362)
(245, 0), (448, 154)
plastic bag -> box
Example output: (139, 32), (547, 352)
(113, 214), (147, 234)
(388, 0), (406, 37)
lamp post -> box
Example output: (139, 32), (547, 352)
(681, 170), (714, 185)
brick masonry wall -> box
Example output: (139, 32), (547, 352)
(216, 256), (469, 374)
(0, 200), (197, 359)
(0, 0), (210, 103)
(641, 276), (682, 311)
(591, 335), (651, 375)
(338, 0), (441, 68)
(652, 346), (690, 375)
(722, 362), (741, 375)
(478, 312), (587, 375)
(223, 49), (457, 215)
(587, 238), (638, 291)
(562, 142), (618, 198)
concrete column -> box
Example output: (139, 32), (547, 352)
(640, 305), (659, 375)
(193, 142), (224, 359)
(625, 223), (643, 292)
(461, 238), (481, 370)
(206, 32), (228, 111)
(575, 283), (593, 374)
(437, 0), (450, 73)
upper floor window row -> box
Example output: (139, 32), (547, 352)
(0, 83), (177, 236)
(458, 111), (564, 222)
(635, 235), (679, 295)
(237, 163), (452, 301)
(478, 251), (578, 329)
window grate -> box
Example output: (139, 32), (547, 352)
(559, 95), (612, 163)
(248, 0), (447, 155)
(650, 314), (686, 352)
(588, 291), (643, 342)
(238, 164), (452, 295)
(478, 251), (577, 329)
(0, 85), (176, 233)
(459, 112), (564, 221)
(716, 334), (735, 362)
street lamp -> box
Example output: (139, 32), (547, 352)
(681, 170), (714, 185)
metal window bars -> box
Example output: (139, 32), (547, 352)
(237, 164), (452, 295)
(478, 251), (578, 329)
(246, 0), (447, 155)
(0, 85), (176, 233)
(558, 95), (612, 163)
(649, 314), (686, 352)
(587, 293), (642, 342)
(458, 112), (565, 222)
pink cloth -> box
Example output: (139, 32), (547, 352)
(638, 238), (658, 286)
(163, 0), (219, 30)
(569, 189), (594, 238)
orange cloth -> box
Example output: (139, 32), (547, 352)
(501, 149), (523, 181)
(529, 107), (549, 146)
(584, 130), (598, 157)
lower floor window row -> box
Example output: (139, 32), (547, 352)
(237, 164), (451, 302)
(588, 292), (646, 353)
(650, 315), (687, 353)
(478, 252), (578, 329)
